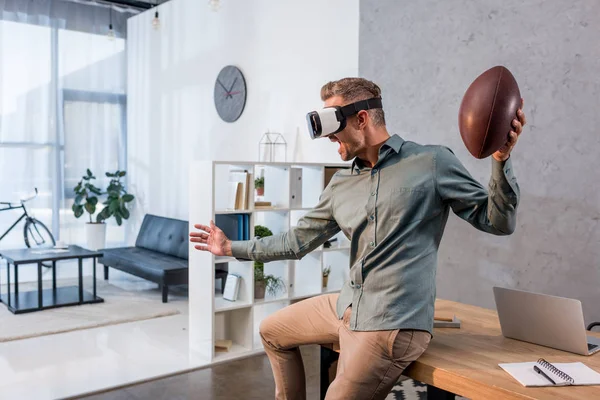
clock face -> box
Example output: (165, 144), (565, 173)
(214, 66), (247, 123)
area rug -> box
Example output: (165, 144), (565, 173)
(0, 278), (183, 343)
(386, 377), (469, 400)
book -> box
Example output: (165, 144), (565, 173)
(227, 181), (242, 210)
(215, 214), (241, 240)
(223, 274), (241, 302)
(499, 358), (600, 387)
(433, 315), (461, 328)
(229, 171), (249, 210)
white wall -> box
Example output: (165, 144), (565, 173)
(127, 0), (359, 233)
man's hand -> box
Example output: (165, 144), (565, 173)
(189, 221), (232, 257)
(493, 98), (527, 162)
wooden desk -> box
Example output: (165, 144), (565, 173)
(321, 299), (600, 400)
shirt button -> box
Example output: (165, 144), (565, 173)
(371, 191), (377, 196)
(356, 284), (361, 289)
(370, 241), (375, 247)
(373, 169), (378, 174)
(369, 215), (375, 221)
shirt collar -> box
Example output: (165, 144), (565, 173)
(352, 134), (405, 174)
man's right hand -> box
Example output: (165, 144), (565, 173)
(189, 220), (232, 257)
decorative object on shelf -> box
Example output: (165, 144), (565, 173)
(223, 273), (241, 302)
(322, 266), (331, 288)
(253, 225), (285, 299)
(152, 10), (160, 30)
(254, 201), (273, 209)
(214, 65), (246, 122)
(259, 131), (287, 162)
(73, 169), (105, 250)
(254, 176), (264, 197)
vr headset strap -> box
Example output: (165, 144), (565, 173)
(339, 97), (383, 118)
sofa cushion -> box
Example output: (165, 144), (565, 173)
(100, 247), (188, 285)
(135, 214), (189, 260)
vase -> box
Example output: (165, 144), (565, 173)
(85, 222), (106, 250)
(255, 280), (266, 299)
(322, 275), (329, 287)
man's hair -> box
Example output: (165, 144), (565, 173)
(320, 77), (386, 127)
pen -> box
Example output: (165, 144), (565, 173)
(534, 365), (556, 385)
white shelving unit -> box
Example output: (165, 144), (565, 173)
(189, 161), (351, 364)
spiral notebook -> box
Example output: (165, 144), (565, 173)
(499, 358), (600, 387)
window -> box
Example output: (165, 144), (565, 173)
(0, 19), (126, 249)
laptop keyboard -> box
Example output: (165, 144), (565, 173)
(588, 343), (598, 351)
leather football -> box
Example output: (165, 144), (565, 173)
(458, 66), (521, 159)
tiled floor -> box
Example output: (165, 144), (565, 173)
(0, 271), (209, 400)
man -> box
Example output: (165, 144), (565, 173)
(190, 78), (526, 399)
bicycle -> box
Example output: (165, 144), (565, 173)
(0, 188), (56, 249)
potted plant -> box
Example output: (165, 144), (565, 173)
(96, 170), (135, 226)
(73, 169), (105, 250)
(254, 176), (264, 197)
(322, 266), (331, 287)
(72, 169), (135, 251)
(253, 225), (285, 299)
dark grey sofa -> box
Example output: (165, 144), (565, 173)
(99, 214), (189, 303)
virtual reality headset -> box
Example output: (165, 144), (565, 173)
(306, 97), (383, 139)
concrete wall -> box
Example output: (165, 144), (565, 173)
(360, 0), (600, 324)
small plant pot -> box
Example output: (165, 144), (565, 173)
(256, 187), (264, 196)
(322, 275), (329, 287)
(255, 281), (266, 299)
(85, 222), (106, 251)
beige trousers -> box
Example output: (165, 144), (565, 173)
(259, 294), (431, 400)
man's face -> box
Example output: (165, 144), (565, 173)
(324, 95), (365, 162)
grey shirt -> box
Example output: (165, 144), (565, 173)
(231, 134), (519, 334)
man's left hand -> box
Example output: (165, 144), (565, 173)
(493, 98), (527, 162)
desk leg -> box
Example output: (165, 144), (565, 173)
(93, 257), (97, 298)
(6, 262), (10, 307)
(320, 346), (339, 400)
(427, 385), (455, 400)
(78, 258), (83, 303)
(52, 261), (56, 290)
(37, 262), (43, 308)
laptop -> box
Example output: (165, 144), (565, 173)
(493, 286), (600, 356)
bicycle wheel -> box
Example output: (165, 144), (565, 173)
(23, 218), (56, 248)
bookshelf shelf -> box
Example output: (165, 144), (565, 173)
(215, 209), (253, 215)
(215, 295), (253, 312)
(189, 160), (351, 365)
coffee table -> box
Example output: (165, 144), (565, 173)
(0, 245), (104, 314)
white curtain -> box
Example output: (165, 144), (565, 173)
(0, 0), (135, 250)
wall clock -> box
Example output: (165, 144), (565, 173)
(214, 65), (247, 123)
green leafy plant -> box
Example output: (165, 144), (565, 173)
(72, 169), (103, 223)
(323, 266), (331, 277)
(254, 176), (264, 189)
(253, 225), (285, 296)
(254, 224), (273, 238)
(96, 170), (135, 226)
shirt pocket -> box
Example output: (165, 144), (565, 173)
(387, 186), (427, 223)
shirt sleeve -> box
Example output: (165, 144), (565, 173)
(230, 179), (341, 262)
(435, 146), (520, 235)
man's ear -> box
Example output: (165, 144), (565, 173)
(356, 110), (369, 130)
